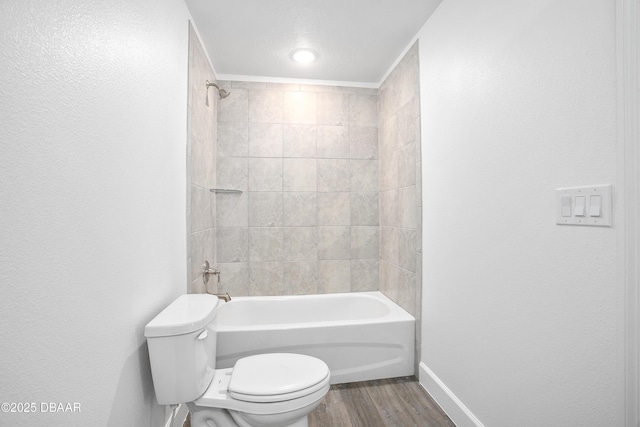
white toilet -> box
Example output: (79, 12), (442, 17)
(144, 294), (330, 427)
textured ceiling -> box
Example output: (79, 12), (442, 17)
(185, 0), (442, 85)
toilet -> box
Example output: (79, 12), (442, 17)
(144, 294), (330, 427)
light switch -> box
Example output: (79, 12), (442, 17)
(589, 195), (602, 217)
(561, 196), (571, 217)
(556, 185), (612, 227)
(555, 184), (614, 227)
(574, 196), (586, 217)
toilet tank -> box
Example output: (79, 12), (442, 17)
(144, 294), (219, 405)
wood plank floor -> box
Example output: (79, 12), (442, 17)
(183, 376), (455, 427)
(309, 376), (456, 427)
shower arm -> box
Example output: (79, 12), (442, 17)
(206, 80), (220, 90)
(205, 80), (230, 101)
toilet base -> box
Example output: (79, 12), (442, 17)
(189, 404), (310, 427)
(189, 366), (329, 427)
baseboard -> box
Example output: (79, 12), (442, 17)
(418, 362), (484, 427)
(164, 403), (189, 427)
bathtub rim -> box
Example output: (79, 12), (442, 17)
(215, 291), (415, 331)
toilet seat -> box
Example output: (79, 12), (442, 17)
(193, 353), (331, 415)
(228, 353), (330, 403)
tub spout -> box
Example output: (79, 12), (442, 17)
(213, 292), (231, 302)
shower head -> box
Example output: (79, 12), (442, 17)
(206, 80), (230, 99)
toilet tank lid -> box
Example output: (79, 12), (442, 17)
(144, 294), (219, 338)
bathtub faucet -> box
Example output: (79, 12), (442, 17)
(213, 292), (231, 302)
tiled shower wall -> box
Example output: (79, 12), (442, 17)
(213, 82), (380, 296)
(378, 43), (422, 357)
(187, 35), (422, 369)
(187, 24), (218, 293)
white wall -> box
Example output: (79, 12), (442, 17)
(418, 1), (621, 426)
(0, 1), (190, 426)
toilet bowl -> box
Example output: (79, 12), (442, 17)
(191, 353), (330, 427)
(144, 294), (330, 427)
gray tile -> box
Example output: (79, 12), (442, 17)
(317, 125), (349, 158)
(317, 159), (350, 192)
(351, 192), (379, 226)
(283, 158), (317, 191)
(398, 186), (417, 229)
(217, 122), (248, 157)
(217, 157), (248, 191)
(349, 94), (377, 127)
(187, 109), (194, 155)
(216, 262), (250, 296)
(189, 231), (206, 286)
(351, 226), (379, 259)
(249, 123), (283, 157)
(318, 226), (351, 260)
(378, 113), (398, 159)
(350, 126), (378, 160)
(350, 160), (378, 192)
(189, 136), (206, 187)
(187, 253), (192, 287)
(216, 228), (249, 262)
(284, 91), (316, 124)
(379, 149), (399, 192)
(318, 260), (350, 293)
(377, 80), (393, 125)
(203, 132), (216, 188)
(397, 57), (420, 111)
(283, 192), (317, 226)
(317, 192), (350, 225)
(379, 260), (400, 301)
(231, 81), (267, 90)
(190, 93), (214, 144)
(397, 268), (417, 317)
(248, 158), (282, 191)
(208, 228), (217, 273)
(380, 189), (399, 227)
(249, 262), (284, 295)
(398, 228), (417, 272)
(190, 185), (212, 232)
(249, 89), (283, 123)
(398, 142), (416, 187)
(248, 192), (283, 227)
(249, 227), (284, 261)
(380, 226), (400, 265)
(351, 259), (379, 292)
(216, 192), (248, 227)
(218, 88), (248, 122)
(316, 92), (350, 125)
(283, 124), (317, 157)
(284, 261), (318, 294)
(190, 277), (206, 295)
(283, 227), (318, 261)
(397, 101), (419, 147)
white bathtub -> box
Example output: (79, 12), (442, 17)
(214, 291), (415, 384)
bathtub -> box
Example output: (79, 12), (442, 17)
(214, 291), (415, 384)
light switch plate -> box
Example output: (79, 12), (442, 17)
(555, 185), (612, 227)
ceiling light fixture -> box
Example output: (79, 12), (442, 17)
(291, 48), (318, 64)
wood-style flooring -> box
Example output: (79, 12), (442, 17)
(309, 376), (456, 427)
(184, 376), (455, 427)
